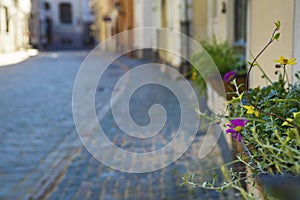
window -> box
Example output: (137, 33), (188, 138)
(234, 0), (247, 43)
(59, 3), (72, 24)
(44, 2), (50, 10)
(234, 0), (247, 69)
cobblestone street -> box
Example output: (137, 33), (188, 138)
(0, 50), (235, 200)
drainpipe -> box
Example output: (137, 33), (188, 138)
(185, 0), (190, 65)
(180, 0), (191, 76)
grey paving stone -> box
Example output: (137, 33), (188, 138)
(0, 51), (238, 200)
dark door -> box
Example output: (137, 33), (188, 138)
(46, 18), (52, 45)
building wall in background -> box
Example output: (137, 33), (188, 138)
(192, 0), (208, 42)
(207, 0), (300, 117)
(30, 0), (94, 49)
(92, 0), (113, 43)
(133, 0), (153, 58)
(29, 0), (41, 49)
(247, 0), (295, 87)
(116, 0), (134, 52)
(207, 0), (234, 44)
(293, 0), (300, 82)
(155, 0), (190, 67)
(0, 0), (31, 53)
(90, 0), (299, 85)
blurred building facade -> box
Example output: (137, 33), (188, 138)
(91, 0), (300, 86)
(92, 0), (193, 65)
(92, 0), (133, 53)
(247, 0), (300, 86)
(152, 0), (192, 68)
(205, 0), (300, 86)
(91, 0), (239, 69)
(0, 0), (31, 53)
(30, 0), (95, 49)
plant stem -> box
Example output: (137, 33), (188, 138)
(257, 64), (273, 84)
(283, 65), (291, 87)
(241, 139), (253, 164)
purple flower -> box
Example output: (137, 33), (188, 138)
(223, 71), (236, 83)
(226, 118), (248, 142)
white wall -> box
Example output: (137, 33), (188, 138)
(293, 0), (300, 83)
(160, 0), (181, 67)
(0, 0), (31, 53)
(247, 0), (295, 87)
(133, 0), (154, 56)
(82, 0), (94, 22)
(207, 0), (234, 44)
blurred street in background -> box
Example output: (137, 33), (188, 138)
(0, 51), (232, 199)
(1, 0), (300, 199)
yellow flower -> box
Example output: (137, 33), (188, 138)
(274, 56), (297, 65)
(191, 72), (197, 81)
(243, 105), (259, 117)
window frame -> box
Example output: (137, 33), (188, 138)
(59, 3), (73, 24)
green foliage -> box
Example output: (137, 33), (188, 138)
(199, 39), (242, 75)
(230, 76), (300, 175)
(190, 38), (246, 95)
(275, 20), (281, 29)
(184, 21), (300, 199)
(273, 33), (280, 41)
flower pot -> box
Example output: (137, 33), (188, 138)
(257, 174), (300, 200)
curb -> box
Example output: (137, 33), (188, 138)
(0, 49), (39, 67)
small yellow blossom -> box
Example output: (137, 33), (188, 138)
(243, 105), (259, 117)
(234, 126), (243, 132)
(191, 72), (197, 81)
(274, 56), (297, 65)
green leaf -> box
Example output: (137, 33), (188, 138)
(227, 93), (243, 104)
(247, 61), (259, 67)
(273, 33), (281, 41)
(275, 20), (281, 29)
(213, 174), (219, 182)
(286, 128), (298, 140)
(293, 112), (300, 126)
(202, 181), (207, 187)
(282, 118), (293, 127)
(295, 72), (300, 80)
(179, 182), (186, 187)
(189, 174), (195, 181)
(267, 90), (278, 99)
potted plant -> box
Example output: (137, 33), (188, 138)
(190, 38), (247, 99)
(183, 21), (300, 199)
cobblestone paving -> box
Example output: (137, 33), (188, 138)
(47, 56), (236, 200)
(0, 51), (126, 199)
(0, 51), (237, 200)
